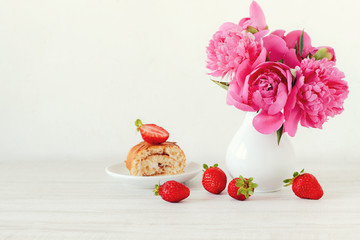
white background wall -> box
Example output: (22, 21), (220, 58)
(1, 0), (359, 162)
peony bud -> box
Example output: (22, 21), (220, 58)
(312, 47), (336, 61)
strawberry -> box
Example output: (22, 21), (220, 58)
(202, 164), (227, 194)
(154, 180), (190, 203)
(227, 176), (258, 200)
(284, 169), (323, 200)
(135, 119), (169, 144)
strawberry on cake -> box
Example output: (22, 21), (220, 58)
(125, 119), (186, 176)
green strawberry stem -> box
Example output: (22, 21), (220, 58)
(153, 181), (161, 196)
(235, 175), (258, 199)
(203, 163), (219, 171)
(283, 169), (305, 187)
(135, 119), (143, 131)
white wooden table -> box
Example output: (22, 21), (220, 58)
(1, 158), (359, 239)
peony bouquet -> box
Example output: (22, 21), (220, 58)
(206, 1), (349, 144)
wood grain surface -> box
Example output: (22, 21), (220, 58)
(0, 159), (359, 239)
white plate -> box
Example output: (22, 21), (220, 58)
(105, 161), (201, 188)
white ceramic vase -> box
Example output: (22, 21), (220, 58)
(225, 112), (295, 192)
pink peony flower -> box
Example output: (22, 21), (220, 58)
(284, 58), (349, 137)
(206, 23), (266, 79)
(227, 62), (293, 134)
(238, 1), (269, 40)
(263, 30), (313, 68)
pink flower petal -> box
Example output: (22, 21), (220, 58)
(241, 74), (251, 102)
(238, 17), (251, 29)
(263, 35), (288, 61)
(252, 91), (263, 107)
(252, 47), (267, 67)
(268, 83), (287, 115)
(250, 1), (267, 30)
(228, 99), (257, 111)
(285, 68), (293, 92)
(284, 30), (312, 57)
(227, 79), (258, 112)
(234, 59), (253, 88)
(271, 29), (286, 39)
(253, 111), (284, 134)
(219, 22), (239, 31)
(284, 71), (305, 137)
(226, 86), (257, 112)
(284, 107), (302, 137)
(283, 49), (301, 68)
(254, 30), (269, 41)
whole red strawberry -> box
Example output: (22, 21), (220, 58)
(202, 164), (227, 194)
(154, 180), (190, 203)
(284, 169), (323, 200)
(135, 119), (169, 144)
(228, 176), (258, 200)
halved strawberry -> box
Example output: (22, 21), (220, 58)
(135, 119), (169, 144)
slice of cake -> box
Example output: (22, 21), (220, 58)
(125, 141), (186, 176)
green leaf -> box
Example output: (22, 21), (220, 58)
(299, 30), (304, 58)
(213, 163), (218, 168)
(203, 164), (208, 170)
(277, 125), (284, 145)
(251, 183), (258, 189)
(293, 172), (299, 177)
(300, 168), (305, 174)
(294, 43), (298, 55)
(245, 192), (249, 199)
(283, 179), (290, 183)
(237, 187), (246, 195)
(211, 79), (229, 91)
